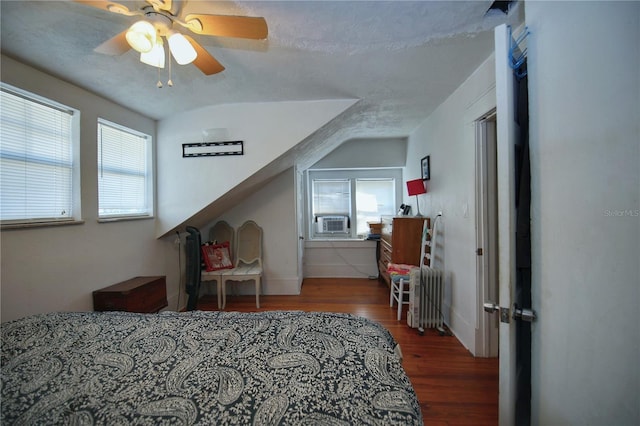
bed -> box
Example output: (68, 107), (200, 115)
(1, 310), (423, 425)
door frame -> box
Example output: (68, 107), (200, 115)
(295, 166), (305, 292)
(475, 111), (500, 358)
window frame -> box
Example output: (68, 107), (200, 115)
(0, 82), (82, 228)
(97, 118), (154, 222)
(307, 168), (403, 240)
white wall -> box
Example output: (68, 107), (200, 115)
(311, 137), (408, 169)
(156, 99), (356, 237)
(201, 168), (300, 296)
(0, 56), (181, 322)
(526, 2), (639, 424)
(406, 54), (496, 354)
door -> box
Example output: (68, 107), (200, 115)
(492, 24), (533, 426)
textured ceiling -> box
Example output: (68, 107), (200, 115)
(0, 0), (522, 139)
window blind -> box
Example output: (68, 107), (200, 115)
(312, 179), (350, 215)
(0, 86), (74, 222)
(98, 120), (151, 218)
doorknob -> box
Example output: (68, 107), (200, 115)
(513, 304), (537, 322)
(485, 301), (537, 323)
(483, 302), (498, 313)
(484, 301), (511, 323)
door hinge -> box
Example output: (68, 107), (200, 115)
(476, 248), (483, 256)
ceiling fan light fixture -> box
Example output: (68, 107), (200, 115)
(126, 20), (156, 53)
(168, 32), (197, 65)
(140, 37), (165, 68)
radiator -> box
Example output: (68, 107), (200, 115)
(407, 266), (444, 330)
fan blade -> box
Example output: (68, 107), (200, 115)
(183, 14), (268, 39)
(183, 35), (225, 75)
(95, 30), (131, 55)
(73, 0), (139, 16)
(146, 0), (172, 12)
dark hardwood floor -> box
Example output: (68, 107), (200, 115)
(197, 277), (498, 425)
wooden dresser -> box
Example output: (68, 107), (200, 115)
(378, 216), (430, 287)
(93, 276), (167, 313)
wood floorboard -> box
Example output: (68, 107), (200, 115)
(196, 277), (498, 425)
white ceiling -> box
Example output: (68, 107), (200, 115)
(0, 0), (522, 139)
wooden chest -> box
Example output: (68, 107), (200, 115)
(93, 276), (167, 313)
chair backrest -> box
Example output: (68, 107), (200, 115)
(235, 220), (262, 267)
(185, 226), (202, 311)
(209, 220), (234, 263)
(419, 219), (430, 269)
(422, 215), (441, 270)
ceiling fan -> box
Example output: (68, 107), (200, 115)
(74, 0), (268, 76)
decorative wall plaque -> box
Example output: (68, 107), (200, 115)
(182, 141), (244, 157)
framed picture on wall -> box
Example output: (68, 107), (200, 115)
(421, 155), (430, 180)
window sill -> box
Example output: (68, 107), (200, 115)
(1, 219), (85, 230)
(305, 239), (377, 249)
(98, 215), (154, 223)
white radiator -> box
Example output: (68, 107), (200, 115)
(407, 266), (444, 330)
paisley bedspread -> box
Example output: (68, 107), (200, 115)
(1, 310), (423, 425)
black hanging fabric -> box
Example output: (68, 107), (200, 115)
(514, 63), (532, 426)
(185, 226), (202, 311)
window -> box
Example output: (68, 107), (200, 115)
(97, 119), (153, 220)
(308, 169), (401, 238)
(312, 179), (351, 216)
(355, 178), (395, 235)
(0, 83), (80, 225)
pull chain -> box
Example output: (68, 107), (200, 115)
(167, 54), (174, 87)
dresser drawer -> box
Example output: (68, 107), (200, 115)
(93, 276), (167, 313)
(378, 239), (392, 286)
(379, 239), (392, 264)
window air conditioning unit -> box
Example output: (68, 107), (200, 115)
(316, 215), (349, 234)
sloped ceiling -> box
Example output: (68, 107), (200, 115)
(0, 0), (522, 140)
